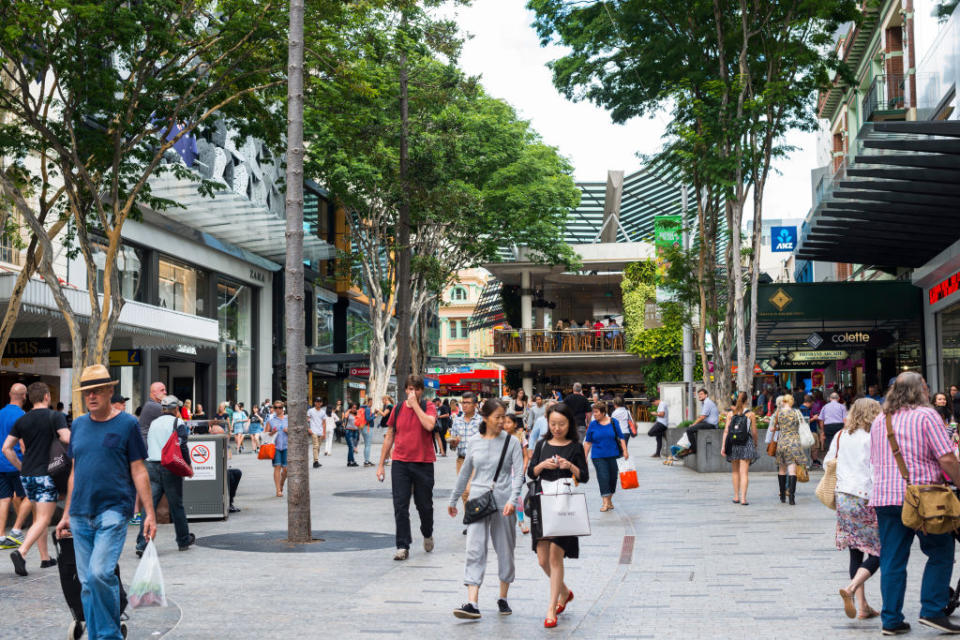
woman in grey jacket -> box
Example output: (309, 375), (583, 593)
(448, 398), (524, 620)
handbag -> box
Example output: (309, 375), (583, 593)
(540, 478), (591, 537)
(463, 435), (512, 525)
(258, 433), (276, 461)
(886, 413), (960, 534)
(815, 431), (840, 509)
(47, 412), (71, 492)
(796, 464), (809, 483)
(161, 421), (194, 478)
(797, 410), (815, 449)
(618, 457), (638, 490)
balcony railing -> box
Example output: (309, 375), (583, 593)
(864, 74), (906, 122)
(493, 328), (626, 355)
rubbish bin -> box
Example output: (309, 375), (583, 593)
(182, 433), (228, 520)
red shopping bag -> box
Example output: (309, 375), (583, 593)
(161, 430), (193, 478)
(618, 458), (638, 490)
(258, 443), (276, 460)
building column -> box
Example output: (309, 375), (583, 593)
(535, 307), (545, 330)
(521, 270), (533, 352)
(522, 362), (533, 400)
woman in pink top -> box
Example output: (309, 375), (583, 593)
(869, 372), (960, 634)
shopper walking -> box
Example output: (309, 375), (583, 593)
(448, 399), (524, 620)
(232, 402), (249, 454)
(248, 405), (264, 453)
(376, 375), (438, 561)
(825, 397), (882, 621)
(436, 397), (451, 457)
(361, 398), (375, 466)
(934, 392), (953, 426)
(527, 403), (589, 628)
(771, 394), (807, 505)
(720, 392), (759, 505)
(820, 392), (848, 453)
(583, 401), (627, 512)
(55, 365), (156, 640)
(563, 382), (591, 440)
(870, 372), (960, 634)
(2, 382), (70, 575)
(344, 403), (360, 467)
(0, 383), (28, 551)
(503, 414), (530, 534)
(449, 392), (484, 509)
(135, 395), (195, 556)
(324, 403), (338, 456)
(610, 396), (636, 444)
(266, 401), (289, 497)
(308, 398), (326, 468)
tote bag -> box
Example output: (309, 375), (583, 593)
(161, 427), (194, 478)
(796, 410), (815, 449)
(540, 479), (591, 537)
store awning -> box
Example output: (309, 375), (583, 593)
(795, 120), (960, 268)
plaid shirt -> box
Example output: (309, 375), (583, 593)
(450, 411), (483, 457)
(870, 406), (954, 507)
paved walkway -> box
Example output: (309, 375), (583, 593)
(0, 433), (955, 638)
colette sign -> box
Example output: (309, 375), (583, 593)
(930, 270), (960, 305)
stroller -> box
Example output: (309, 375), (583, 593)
(52, 532), (128, 639)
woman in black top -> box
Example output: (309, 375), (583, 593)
(527, 403), (589, 628)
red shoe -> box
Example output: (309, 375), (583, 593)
(544, 618), (557, 628)
(556, 589), (574, 614)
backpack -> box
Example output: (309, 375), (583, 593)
(729, 413), (751, 445)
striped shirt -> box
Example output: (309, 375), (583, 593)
(869, 406), (954, 507)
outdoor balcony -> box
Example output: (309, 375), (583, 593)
(864, 74), (906, 122)
(493, 328), (626, 355)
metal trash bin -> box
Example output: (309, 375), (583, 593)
(183, 433), (229, 520)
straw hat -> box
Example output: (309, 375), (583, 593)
(76, 364), (119, 392)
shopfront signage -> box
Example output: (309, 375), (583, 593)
(771, 226), (798, 252)
(3, 338), (58, 358)
(249, 268), (265, 283)
(347, 381), (367, 390)
(424, 377), (440, 389)
(930, 270), (960, 305)
(176, 345), (197, 356)
(806, 331), (893, 349)
(348, 366), (370, 378)
(789, 350), (848, 362)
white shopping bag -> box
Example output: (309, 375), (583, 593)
(797, 410), (815, 449)
(129, 540), (167, 608)
(540, 479), (591, 537)
(676, 433), (691, 450)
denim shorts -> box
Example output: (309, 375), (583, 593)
(272, 448), (288, 467)
(0, 471), (24, 499)
(21, 475), (58, 503)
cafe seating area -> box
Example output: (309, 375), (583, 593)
(493, 328), (626, 354)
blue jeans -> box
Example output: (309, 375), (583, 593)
(71, 509), (128, 640)
(361, 426), (372, 463)
(137, 461), (191, 551)
(592, 456), (618, 497)
(876, 504), (955, 628)
(345, 430), (357, 464)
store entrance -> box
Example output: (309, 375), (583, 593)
(159, 356), (209, 414)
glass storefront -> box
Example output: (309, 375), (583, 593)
(159, 257), (208, 314)
(940, 301), (960, 389)
(316, 298), (334, 353)
(217, 280), (253, 407)
(93, 241), (144, 301)
(347, 305), (371, 353)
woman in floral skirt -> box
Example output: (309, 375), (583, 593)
(824, 397), (882, 620)
(771, 395), (807, 505)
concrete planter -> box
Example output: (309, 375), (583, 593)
(658, 427), (785, 473)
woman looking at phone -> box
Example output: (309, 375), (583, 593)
(527, 403), (589, 628)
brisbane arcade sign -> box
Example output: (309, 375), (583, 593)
(806, 330), (893, 350)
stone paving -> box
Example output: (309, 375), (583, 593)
(1, 433), (957, 639)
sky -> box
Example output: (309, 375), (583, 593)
(452, 1), (820, 222)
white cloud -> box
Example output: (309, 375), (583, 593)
(453, 0), (819, 220)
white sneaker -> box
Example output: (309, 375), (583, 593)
(393, 548), (409, 561)
(423, 537), (434, 552)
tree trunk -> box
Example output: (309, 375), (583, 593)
(394, 17), (413, 385)
(284, 0), (311, 544)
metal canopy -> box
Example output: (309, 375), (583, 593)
(794, 120), (960, 267)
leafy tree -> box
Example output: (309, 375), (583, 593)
(305, 13), (578, 407)
(529, 0), (857, 394)
(0, 0), (287, 409)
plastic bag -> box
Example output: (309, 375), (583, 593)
(129, 540), (167, 608)
(617, 458), (638, 490)
(676, 433), (691, 450)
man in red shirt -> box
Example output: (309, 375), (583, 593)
(376, 375), (438, 561)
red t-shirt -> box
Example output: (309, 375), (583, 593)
(389, 400), (437, 463)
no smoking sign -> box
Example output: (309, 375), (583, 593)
(190, 444), (210, 465)
(185, 441), (216, 481)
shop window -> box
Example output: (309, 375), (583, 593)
(316, 297), (334, 353)
(217, 280), (253, 407)
(93, 241), (144, 302)
(449, 320), (458, 339)
(451, 286), (467, 302)
(941, 302), (960, 389)
(459, 322), (468, 339)
(159, 257), (207, 314)
(347, 306), (370, 354)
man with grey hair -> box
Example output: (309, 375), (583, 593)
(563, 382), (590, 440)
(136, 395), (194, 557)
(820, 391), (847, 453)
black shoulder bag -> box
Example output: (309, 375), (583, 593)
(47, 411), (71, 493)
(463, 435), (512, 525)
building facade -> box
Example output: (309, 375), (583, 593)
(439, 268), (490, 358)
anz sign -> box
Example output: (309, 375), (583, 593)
(771, 226), (797, 253)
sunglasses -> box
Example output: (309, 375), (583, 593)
(273, 404), (283, 409)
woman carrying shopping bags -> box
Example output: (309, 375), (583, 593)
(584, 401), (628, 512)
(527, 403), (590, 628)
(448, 399), (524, 620)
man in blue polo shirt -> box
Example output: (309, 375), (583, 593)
(56, 365), (155, 640)
(0, 383), (28, 549)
